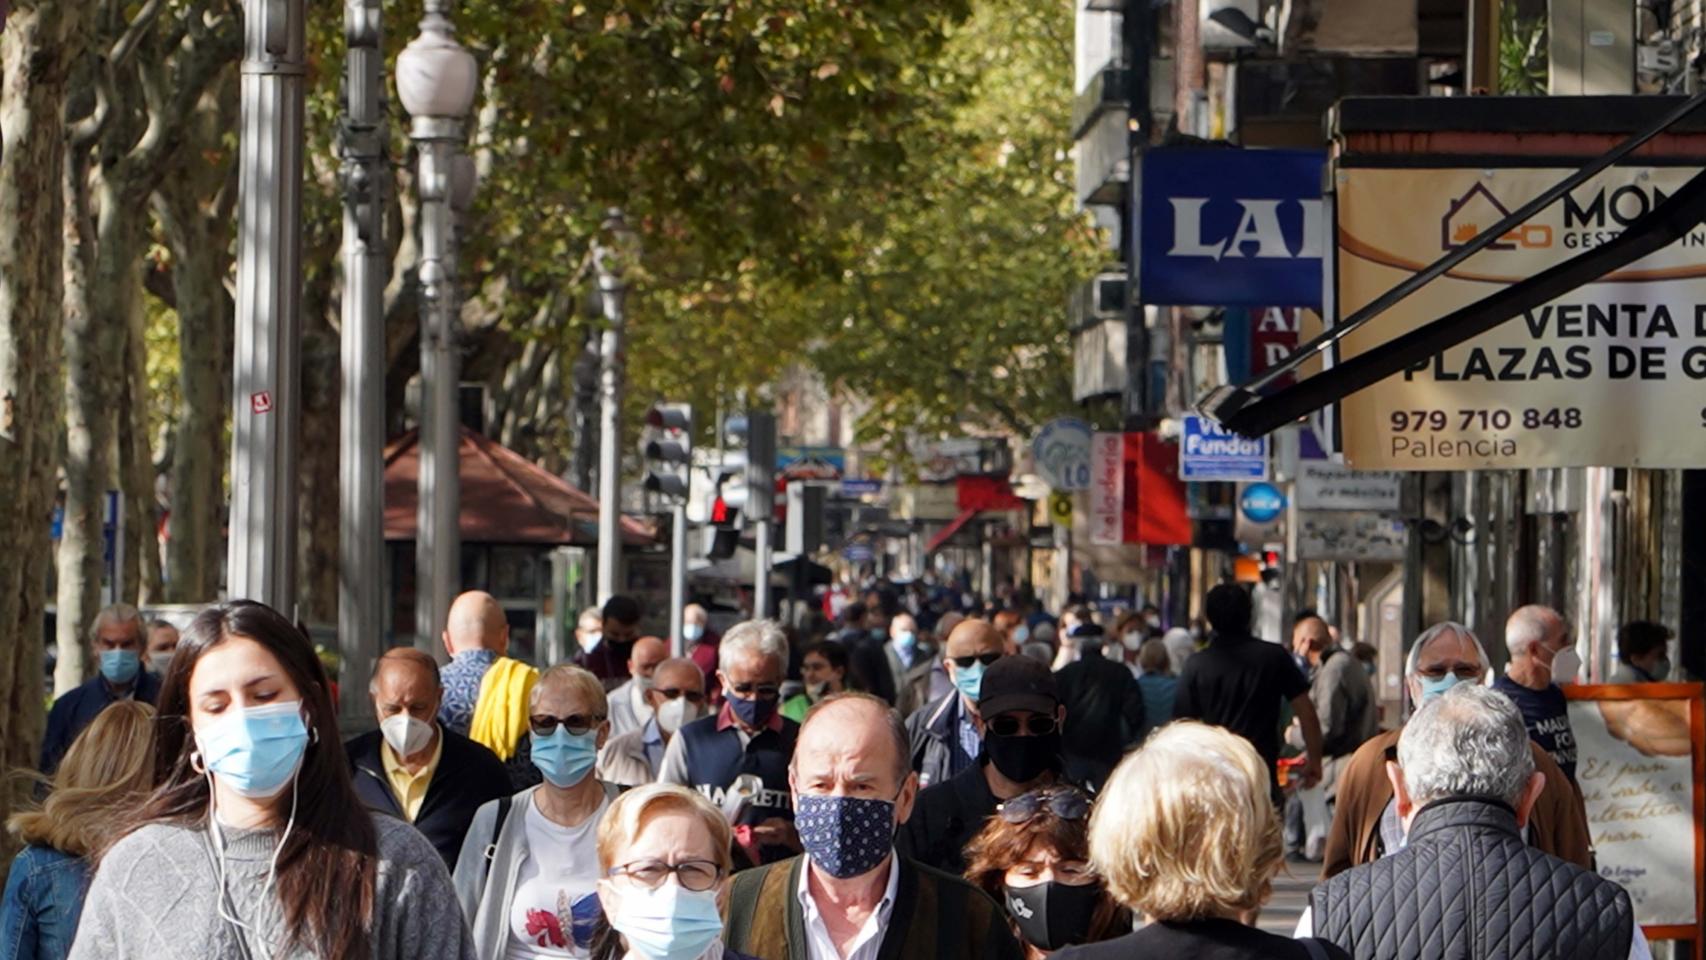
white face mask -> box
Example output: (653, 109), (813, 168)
(655, 697), (704, 736)
(149, 651), (175, 675)
(583, 631), (603, 652)
(1122, 631), (1145, 652)
(380, 713), (435, 757)
(1551, 647), (1584, 685)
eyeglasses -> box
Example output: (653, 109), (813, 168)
(988, 714), (1058, 737)
(726, 682), (780, 700)
(653, 687), (706, 704)
(1416, 662), (1482, 682)
(529, 713), (606, 737)
(998, 788), (1090, 824)
(608, 858), (725, 892)
(950, 652), (1002, 669)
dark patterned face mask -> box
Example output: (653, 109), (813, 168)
(794, 794), (896, 879)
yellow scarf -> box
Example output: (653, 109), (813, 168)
(468, 657), (538, 760)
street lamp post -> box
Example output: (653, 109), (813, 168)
(398, 0), (477, 653)
(594, 209), (633, 606)
(338, 0), (385, 727)
(229, 0), (306, 611)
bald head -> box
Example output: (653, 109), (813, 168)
(652, 657), (704, 693)
(371, 646), (442, 694)
(445, 591), (509, 657)
(944, 618), (1003, 659)
(793, 693), (912, 790)
(1506, 605), (1566, 661)
(683, 604), (708, 627)
(628, 636), (669, 683)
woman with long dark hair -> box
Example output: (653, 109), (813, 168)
(69, 599), (475, 960)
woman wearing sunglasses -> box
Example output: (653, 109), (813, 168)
(1053, 722), (1348, 960)
(454, 665), (621, 960)
(590, 784), (757, 960)
(964, 788), (1130, 958)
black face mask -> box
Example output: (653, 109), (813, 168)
(985, 732), (1062, 784)
(1003, 881), (1102, 950)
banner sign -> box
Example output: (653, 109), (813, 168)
(1295, 510), (1407, 561)
(1565, 684), (1705, 941)
(1139, 148), (1325, 308)
(1089, 433), (1125, 546)
(1294, 460), (1404, 511)
(1181, 414), (1270, 481)
(1338, 166), (1706, 469)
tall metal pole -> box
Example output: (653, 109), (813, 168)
(594, 209), (629, 606)
(668, 503), (687, 656)
(413, 118), (462, 653)
(338, 0), (384, 729)
(229, 0), (306, 612)
(753, 518), (772, 619)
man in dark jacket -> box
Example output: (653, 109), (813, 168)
(577, 594), (645, 690)
(346, 647), (511, 869)
(1051, 623), (1143, 789)
(722, 693), (1022, 960)
(41, 604), (160, 774)
(904, 619), (1005, 788)
(1304, 683), (1646, 960)
(901, 655), (1071, 875)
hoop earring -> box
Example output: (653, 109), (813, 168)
(309, 724), (320, 746)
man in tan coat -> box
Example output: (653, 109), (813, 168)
(1322, 621), (1592, 879)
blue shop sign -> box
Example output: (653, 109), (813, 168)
(1138, 147), (1324, 309)
(1239, 482), (1288, 524)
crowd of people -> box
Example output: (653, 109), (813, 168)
(0, 582), (1679, 960)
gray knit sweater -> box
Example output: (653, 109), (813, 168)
(68, 812), (476, 960)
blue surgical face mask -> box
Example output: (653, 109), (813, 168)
(606, 880), (724, 960)
(194, 700), (311, 799)
(1416, 672), (1463, 705)
(953, 659), (987, 702)
(531, 726), (600, 788)
(682, 623), (704, 643)
(894, 630), (917, 652)
(100, 648), (141, 685)
(1013, 625), (1030, 644)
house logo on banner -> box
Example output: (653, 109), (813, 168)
(1336, 165), (1706, 469)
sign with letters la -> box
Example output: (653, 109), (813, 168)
(1138, 147), (1325, 308)
(1338, 166), (1706, 469)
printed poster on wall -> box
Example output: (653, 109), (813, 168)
(1336, 166), (1706, 469)
(1565, 685), (1704, 936)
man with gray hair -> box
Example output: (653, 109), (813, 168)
(658, 619), (801, 863)
(1493, 603), (1580, 784)
(1321, 621), (1589, 878)
(41, 604), (158, 773)
(1303, 684), (1647, 960)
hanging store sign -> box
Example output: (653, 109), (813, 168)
(1032, 418), (1094, 491)
(1294, 460), (1404, 511)
(1181, 414), (1270, 481)
(1138, 148), (1325, 309)
(1295, 510), (1407, 562)
(1338, 165), (1706, 469)
(1089, 433), (1125, 545)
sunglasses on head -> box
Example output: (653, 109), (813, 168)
(997, 788), (1090, 824)
(951, 652), (1002, 669)
(529, 713), (606, 737)
(988, 714), (1058, 737)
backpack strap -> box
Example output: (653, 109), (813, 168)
(1301, 938), (1331, 960)
(483, 795), (514, 881)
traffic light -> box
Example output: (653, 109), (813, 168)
(642, 403), (693, 504)
(725, 411), (777, 519)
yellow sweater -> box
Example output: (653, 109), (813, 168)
(468, 657), (538, 760)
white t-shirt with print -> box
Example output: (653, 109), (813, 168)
(504, 792), (611, 959)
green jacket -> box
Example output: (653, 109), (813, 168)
(723, 853), (1023, 960)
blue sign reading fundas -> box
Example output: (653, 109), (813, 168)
(1139, 147), (1324, 309)
(1180, 414), (1269, 482)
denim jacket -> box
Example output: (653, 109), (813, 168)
(1, 845), (90, 960)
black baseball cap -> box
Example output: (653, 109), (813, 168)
(977, 655), (1060, 717)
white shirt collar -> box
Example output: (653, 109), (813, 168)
(795, 855), (901, 960)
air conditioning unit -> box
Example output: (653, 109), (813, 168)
(1072, 270), (1128, 327)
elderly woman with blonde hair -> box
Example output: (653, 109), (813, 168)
(1053, 722), (1348, 960)
(589, 783), (758, 960)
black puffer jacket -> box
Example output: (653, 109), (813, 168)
(1312, 797), (1633, 960)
